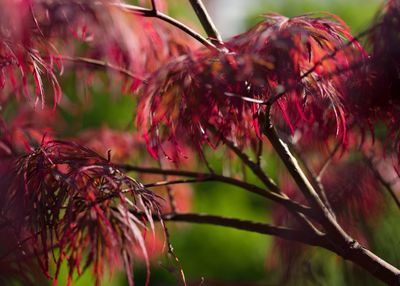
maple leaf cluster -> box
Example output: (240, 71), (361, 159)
(0, 0), (400, 285)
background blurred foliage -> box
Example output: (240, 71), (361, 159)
(245, 0), (382, 33)
(51, 1), (399, 285)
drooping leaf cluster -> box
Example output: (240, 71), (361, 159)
(0, 128), (161, 286)
(1, 0), (400, 285)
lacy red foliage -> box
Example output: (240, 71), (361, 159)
(0, 0), (62, 107)
(2, 0), (400, 285)
(0, 138), (161, 286)
(366, 0), (400, 113)
(346, 0), (400, 157)
(137, 14), (363, 160)
(0, 0), (198, 109)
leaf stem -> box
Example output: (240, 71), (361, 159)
(57, 55), (147, 82)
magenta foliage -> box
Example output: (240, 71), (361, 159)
(0, 138), (161, 286)
(346, 0), (400, 155)
(1, 0), (400, 285)
(137, 14), (363, 160)
(0, 0), (62, 107)
(0, 0), (198, 109)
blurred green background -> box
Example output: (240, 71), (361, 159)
(51, 1), (400, 285)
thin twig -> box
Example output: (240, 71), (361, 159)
(57, 55), (147, 83)
(163, 225), (187, 286)
(207, 125), (279, 193)
(111, 2), (218, 50)
(316, 142), (342, 180)
(225, 92), (266, 104)
(188, 0), (224, 46)
(262, 109), (350, 242)
(144, 178), (213, 188)
(123, 164), (321, 234)
(215, 126), (322, 233)
(150, 0), (157, 11)
(223, 138), (279, 192)
(288, 141), (336, 218)
(123, 208), (328, 249)
(161, 213), (329, 248)
(198, 147), (215, 173)
(157, 159), (177, 213)
(256, 139), (263, 166)
(2, 212), (329, 266)
(120, 164), (314, 218)
(364, 156), (400, 210)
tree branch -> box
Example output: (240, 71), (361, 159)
(288, 141), (337, 218)
(218, 134), (280, 193)
(262, 112), (400, 285)
(341, 242), (400, 286)
(120, 164), (314, 218)
(207, 127), (322, 234)
(160, 213), (329, 248)
(110, 2), (218, 50)
(188, 0), (224, 46)
(57, 55), (147, 83)
(317, 141), (341, 180)
(144, 178), (213, 188)
(262, 111), (352, 241)
(150, 0), (157, 11)
(207, 125), (279, 192)
(157, 159), (177, 213)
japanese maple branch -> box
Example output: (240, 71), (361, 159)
(157, 159), (177, 213)
(256, 139), (263, 166)
(2, 211), (329, 265)
(188, 0), (224, 46)
(262, 110), (345, 233)
(163, 224), (187, 286)
(155, 212), (329, 248)
(317, 141), (341, 180)
(206, 126), (320, 233)
(120, 164), (314, 218)
(110, 2), (218, 50)
(207, 125), (279, 192)
(144, 178), (213, 188)
(57, 55), (147, 83)
(262, 110), (400, 285)
(288, 141), (336, 218)
(150, 0), (157, 11)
